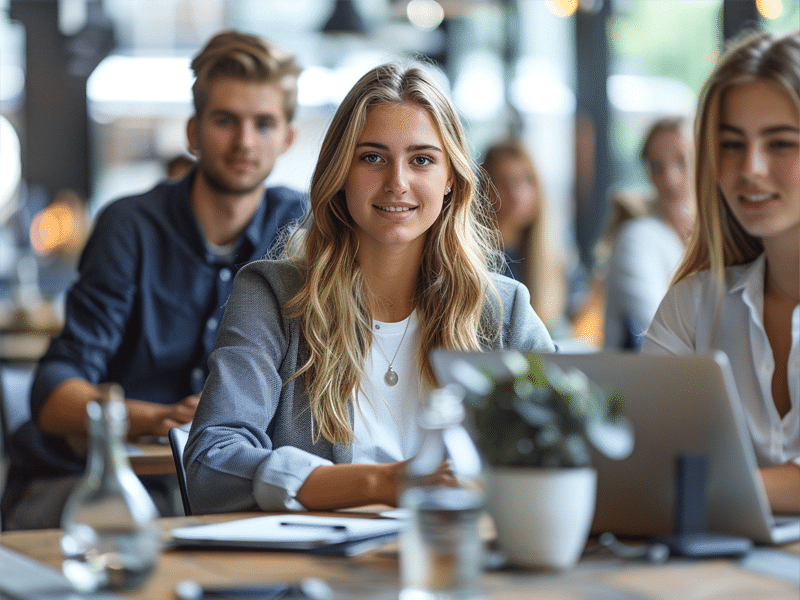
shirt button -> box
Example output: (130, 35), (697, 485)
(192, 368), (203, 381)
(220, 268), (232, 282)
(207, 318), (218, 330)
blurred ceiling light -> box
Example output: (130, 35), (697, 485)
(407, 0), (445, 30)
(756, 0), (783, 19)
(453, 52), (504, 121)
(0, 116), (22, 225)
(546, 0), (579, 18)
(608, 74), (695, 115)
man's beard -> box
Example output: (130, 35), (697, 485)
(199, 159), (267, 196)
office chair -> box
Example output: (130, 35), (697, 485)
(168, 427), (192, 516)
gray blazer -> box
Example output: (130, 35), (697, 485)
(185, 259), (556, 514)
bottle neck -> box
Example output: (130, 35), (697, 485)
(85, 418), (134, 483)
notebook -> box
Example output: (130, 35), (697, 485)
(431, 349), (800, 545)
(170, 513), (405, 556)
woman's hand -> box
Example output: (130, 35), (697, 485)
(760, 464), (800, 515)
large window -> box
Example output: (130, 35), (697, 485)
(608, 0), (723, 194)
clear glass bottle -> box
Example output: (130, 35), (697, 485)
(399, 384), (486, 600)
(60, 383), (161, 592)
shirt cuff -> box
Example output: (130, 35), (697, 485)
(253, 446), (333, 511)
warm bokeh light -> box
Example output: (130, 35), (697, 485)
(30, 199), (80, 254)
(546, 0), (579, 18)
(756, 0), (783, 19)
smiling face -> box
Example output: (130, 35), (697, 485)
(717, 80), (800, 245)
(188, 77), (295, 197)
(344, 102), (453, 259)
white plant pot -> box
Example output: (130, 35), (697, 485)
(487, 467), (597, 570)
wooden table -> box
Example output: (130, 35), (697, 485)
(128, 440), (176, 476)
(1, 512), (798, 600)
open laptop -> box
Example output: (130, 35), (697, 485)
(431, 349), (800, 545)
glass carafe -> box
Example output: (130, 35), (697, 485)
(60, 383), (161, 592)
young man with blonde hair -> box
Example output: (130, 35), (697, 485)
(3, 30), (307, 529)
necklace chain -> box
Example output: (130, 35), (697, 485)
(373, 316), (412, 387)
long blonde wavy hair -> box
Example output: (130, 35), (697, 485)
(673, 30), (800, 290)
(284, 62), (503, 445)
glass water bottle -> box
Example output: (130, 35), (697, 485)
(60, 383), (161, 592)
(399, 384), (486, 600)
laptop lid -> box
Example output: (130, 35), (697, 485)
(431, 349), (800, 545)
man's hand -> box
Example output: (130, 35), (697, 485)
(128, 393), (200, 439)
(38, 379), (201, 440)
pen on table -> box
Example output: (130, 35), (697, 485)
(279, 521), (347, 531)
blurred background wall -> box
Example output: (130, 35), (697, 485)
(0, 0), (797, 349)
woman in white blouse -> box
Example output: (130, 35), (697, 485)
(643, 30), (799, 515)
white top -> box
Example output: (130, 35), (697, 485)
(351, 311), (425, 464)
(604, 216), (685, 348)
(642, 254), (800, 467)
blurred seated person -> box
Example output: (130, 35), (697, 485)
(603, 117), (696, 349)
(643, 30), (799, 514)
(166, 154), (196, 181)
(1, 30), (307, 529)
(481, 138), (571, 338)
(184, 62), (556, 514)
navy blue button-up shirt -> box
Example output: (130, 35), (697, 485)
(30, 171), (307, 419)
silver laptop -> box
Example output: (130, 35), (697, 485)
(431, 349), (800, 545)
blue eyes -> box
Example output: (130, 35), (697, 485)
(359, 153), (434, 165)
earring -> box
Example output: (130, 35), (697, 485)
(445, 187), (451, 194)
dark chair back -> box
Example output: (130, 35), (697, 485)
(168, 426), (192, 516)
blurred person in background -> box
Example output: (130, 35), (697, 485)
(481, 138), (572, 339)
(603, 117), (696, 349)
(644, 30), (799, 514)
(2, 30), (307, 529)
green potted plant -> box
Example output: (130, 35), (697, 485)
(451, 350), (634, 570)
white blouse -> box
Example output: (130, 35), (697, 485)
(642, 254), (799, 467)
(351, 311), (426, 464)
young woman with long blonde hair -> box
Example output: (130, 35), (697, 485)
(643, 30), (799, 514)
(185, 62), (555, 513)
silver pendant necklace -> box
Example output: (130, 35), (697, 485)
(373, 315), (411, 387)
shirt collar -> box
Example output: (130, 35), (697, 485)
(179, 168), (268, 263)
(730, 253), (766, 307)
(241, 187), (269, 249)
